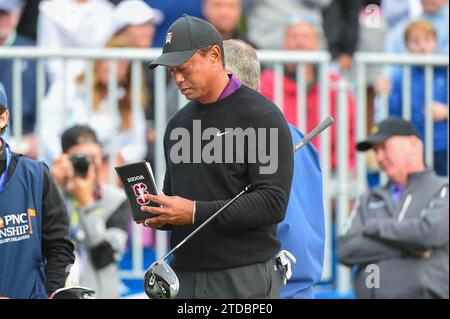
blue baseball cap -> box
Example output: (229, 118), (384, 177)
(0, 82), (7, 108)
(0, 0), (21, 12)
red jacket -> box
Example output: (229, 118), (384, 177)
(260, 69), (356, 171)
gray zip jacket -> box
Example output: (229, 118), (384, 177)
(337, 169), (449, 298)
(65, 184), (128, 299)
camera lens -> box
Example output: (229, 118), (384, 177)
(69, 154), (92, 178)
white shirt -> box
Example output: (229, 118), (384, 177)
(41, 79), (147, 164)
(37, 0), (115, 82)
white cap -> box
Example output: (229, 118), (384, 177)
(113, 0), (164, 34)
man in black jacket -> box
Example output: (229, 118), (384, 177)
(142, 15), (294, 298)
(0, 82), (75, 299)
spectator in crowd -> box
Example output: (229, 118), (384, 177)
(144, 15), (293, 299)
(51, 125), (129, 299)
(41, 35), (148, 173)
(1, 82), (75, 299)
(0, 0), (43, 158)
(388, 20), (448, 176)
(338, 117), (449, 299)
(385, 0), (448, 54)
(144, 0), (204, 47)
(203, 0), (253, 45)
(242, 0), (331, 49)
(259, 15), (356, 171)
(112, 0), (163, 48)
(322, 0), (363, 72)
(375, 0), (448, 96)
(37, 0), (115, 83)
(223, 39), (325, 299)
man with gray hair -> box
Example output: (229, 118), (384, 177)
(223, 39), (260, 90)
(223, 39), (325, 298)
(338, 117), (449, 298)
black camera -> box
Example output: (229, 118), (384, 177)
(69, 154), (92, 178)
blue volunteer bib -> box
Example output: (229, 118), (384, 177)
(0, 156), (46, 299)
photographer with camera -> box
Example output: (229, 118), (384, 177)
(51, 125), (129, 299)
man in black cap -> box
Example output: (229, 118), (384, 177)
(0, 82), (74, 299)
(142, 15), (294, 298)
(51, 125), (129, 299)
(337, 117), (449, 299)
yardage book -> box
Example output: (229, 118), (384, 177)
(115, 161), (160, 222)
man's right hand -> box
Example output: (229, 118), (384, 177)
(140, 193), (195, 228)
(51, 154), (74, 187)
(65, 165), (96, 207)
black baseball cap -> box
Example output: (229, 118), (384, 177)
(356, 117), (421, 151)
(148, 14), (222, 69)
(61, 125), (99, 153)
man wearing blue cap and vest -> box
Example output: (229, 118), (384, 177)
(0, 82), (75, 299)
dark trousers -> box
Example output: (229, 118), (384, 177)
(174, 258), (283, 299)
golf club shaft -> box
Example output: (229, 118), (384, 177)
(160, 116), (334, 261)
(294, 116), (334, 152)
(161, 184), (251, 261)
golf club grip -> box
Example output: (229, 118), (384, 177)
(293, 116), (334, 152)
(161, 184), (251, 261)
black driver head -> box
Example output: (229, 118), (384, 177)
(144, 260), (179, 299)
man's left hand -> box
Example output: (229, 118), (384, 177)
(409, 250), (433, 259)
(141, 193), (194, 228)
